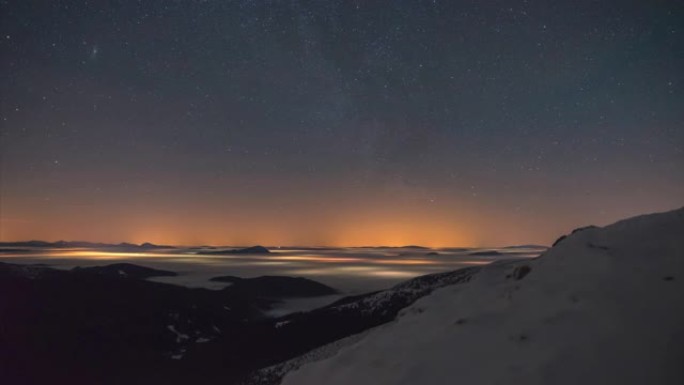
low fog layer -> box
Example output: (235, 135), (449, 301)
(0, 246), (542, 294)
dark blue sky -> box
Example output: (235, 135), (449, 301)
(1, 0), (682, 246)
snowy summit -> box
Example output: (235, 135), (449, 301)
(282, 207), (684, 385)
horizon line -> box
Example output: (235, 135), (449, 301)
(0, 239), (550, 249)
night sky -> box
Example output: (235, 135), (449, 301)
(1, 1), (682, 247)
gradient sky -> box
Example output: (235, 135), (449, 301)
(1, 0), (682, 247)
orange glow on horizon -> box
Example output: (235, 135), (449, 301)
(5, 183), (678, 248)
(0, 201), (484, 247)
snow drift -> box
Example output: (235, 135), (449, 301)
(282, 207), (684, 385)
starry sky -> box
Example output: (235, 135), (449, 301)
(1, 0), (682, 247)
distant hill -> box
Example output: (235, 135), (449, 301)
(72, 263), (177, 279)
(0, 240), (59, 248)
(210, 275), (337, 298)
(467, 250), (503, 256)
(0, 240), (174, 249)
(198, 245), (271, 255)
(502, 244), (548, 249)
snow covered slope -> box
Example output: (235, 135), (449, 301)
(282, 207), (684, 385)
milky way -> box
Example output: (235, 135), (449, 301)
(1, 1), (682, 246)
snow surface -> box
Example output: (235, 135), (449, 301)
(167, 325), (190, 343)
(282, 207), (684, 385)
(170, 349), (186, 360)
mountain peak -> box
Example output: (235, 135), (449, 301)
(281, 207), (684, 385)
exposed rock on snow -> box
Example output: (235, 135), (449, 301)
(167, 325), (190, 343)
(282, 207), (684, 385)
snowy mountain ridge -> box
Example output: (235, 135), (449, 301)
(282, 207), (684, 385)
(328, 267), (479, 316)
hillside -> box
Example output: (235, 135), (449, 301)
(282, 207), (684, 385)
(0, 260), (476, 384)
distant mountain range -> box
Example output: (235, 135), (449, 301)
(0, 241), (549, 252)
(501, 244), (548, 249)
(198, 245), (271, 255)
(0, 240), (174, 249)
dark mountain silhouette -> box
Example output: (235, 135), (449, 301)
(0, 261), (269, 384)
(0, 240), (174, 249)
(468, 250), (503, 256)
(72, 263), (177, 279)
(198, 245), (271, 255)
(210, 276), (337, 298)
(0, 260), (476, 385)
(0, 240), (56, 248)
(502, 244), (548, 249)
(269, 246), (339, 251)
(140, 242), (168, 249)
